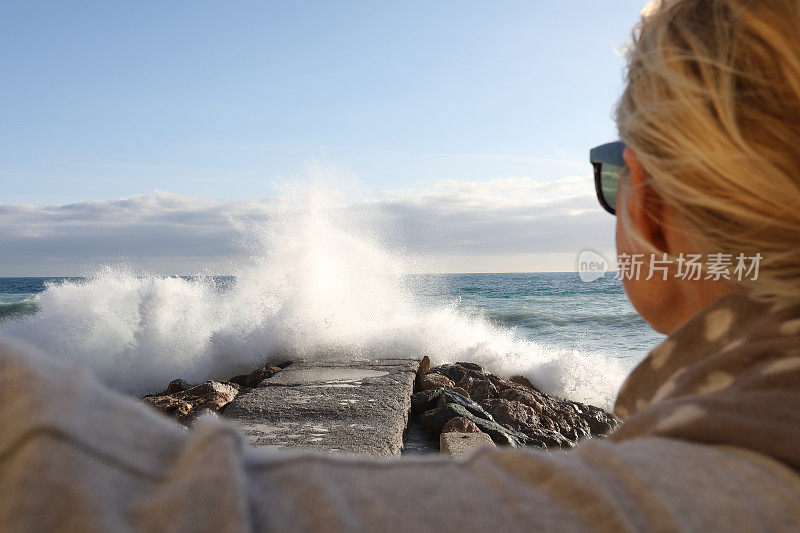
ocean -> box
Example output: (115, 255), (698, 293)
(0, 272), (663, 411)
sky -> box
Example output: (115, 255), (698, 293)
(0, 1), (646, 275)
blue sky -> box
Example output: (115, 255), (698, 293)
(0, 1), (645, 274)
(1, 1), (643, 203)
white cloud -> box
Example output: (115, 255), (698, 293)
(0, 177), (616, 275)
(382, 175), (590, 207)
(375, 175), (615, 264)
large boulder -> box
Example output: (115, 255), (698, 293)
(497, 387), (619, 442)
(410, 387), (445, 416)
(164, 378), (191, 395)
(143, 395), (193, 421)
(430, 362), (486, 385)
(419, 373), (454, 391)
(422, 403), (545, 449)
(440, 431), (495, 458)
(415, 356), (457, 391)
(460, 376), (498, 404)
(415, 355), (431, 391)
(143, 380), (239, 424)
(438, 389), (495, 422)
(482, 398), (573, 449)
(442, 417), (481, 434)
(229, 364), (283, 389)
(509, 375), (539, 392)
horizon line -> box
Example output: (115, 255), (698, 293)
(0, 271), (621, 278)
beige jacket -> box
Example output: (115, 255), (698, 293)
(2, 292), (800, 531)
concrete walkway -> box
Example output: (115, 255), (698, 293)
(222, 359), (419, 457)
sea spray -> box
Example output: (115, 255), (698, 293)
(0, 184), (631, 410)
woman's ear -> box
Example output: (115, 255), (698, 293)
(623, 147), (668, 251)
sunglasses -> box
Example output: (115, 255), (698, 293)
(590, 141), (626, 215)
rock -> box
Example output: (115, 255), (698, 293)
(470, 379), (499, 404)
(482, 398), (573, 449)
(142, 395), (193, 420)
(456, 375), (473, 392)
(186, 381), (239, 411)
(416, 356), (456, 392)
(432, 363), (541, 404)
(499, 387), (546, 412)
(413, 361), (620, 451)
(459, 376), (498, 404)
(440, 431), (495, 458)
(482, 397), (540, 430)
(415, 355), (431, 392)
(143, 380), (238, 423)
(496, 385), (619, 444)
(486, 373), (516, 392)
(422, 403), (543, 448)
(455, 362), (484, 372)
(230, 364), (283, 389)
(450, 386), (470, 398)
(431, 362), (486, 385)
(509, 375), (539, 392)
(419, 373), (454, 391)
(165, 378), (191, 395)
(411, 388), (444, 416)
(491, 374), (546, 402)
(433, 362), (619, 440)
(438, 389), (495, 422)
(442, 417), (481, 434)
(570, 401), (620, 436)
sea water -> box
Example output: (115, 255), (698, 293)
(0, 187), (664, 411)
(0, 272), (662, 411)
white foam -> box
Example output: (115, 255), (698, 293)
(1, 182), (630, 410)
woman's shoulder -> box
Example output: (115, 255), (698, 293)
(611, 292), (800, 471)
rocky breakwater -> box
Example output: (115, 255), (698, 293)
(413, 357), (620, 451)
(142, 356), (620, 457)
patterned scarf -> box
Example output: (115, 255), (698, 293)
(612, 292), (800, 470)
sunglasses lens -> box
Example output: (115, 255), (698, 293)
(600, 163), (620, 213)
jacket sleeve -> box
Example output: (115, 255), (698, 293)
(2, 337), (799, 532)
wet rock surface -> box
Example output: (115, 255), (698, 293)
(412, 359), (620, 451)
(223, 359), (418, 457)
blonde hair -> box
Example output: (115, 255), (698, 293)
(616, 0), (800, 302)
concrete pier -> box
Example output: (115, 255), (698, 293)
(223, 359), (419, 457)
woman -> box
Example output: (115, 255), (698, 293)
(2, 0), (800, 530)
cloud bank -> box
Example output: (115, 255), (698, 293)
(0, 176), (615, 275)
